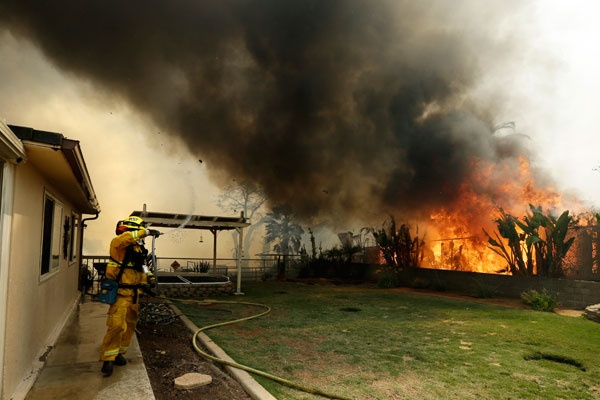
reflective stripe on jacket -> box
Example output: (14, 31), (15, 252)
(105, 229), (149, 297)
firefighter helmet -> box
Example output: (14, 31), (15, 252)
(121, 215), (145, 230)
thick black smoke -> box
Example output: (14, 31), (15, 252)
(0, 0), (535, 226)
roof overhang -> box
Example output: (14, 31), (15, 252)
(130, 210), (250, 231)
(9, 125), (100, 215)
(0, 120), (26, 164)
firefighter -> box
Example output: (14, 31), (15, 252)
(100, 215), (161, 376)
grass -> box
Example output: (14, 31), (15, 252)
(174, 282), (600, 400)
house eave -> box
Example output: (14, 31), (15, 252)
(0, 120), (26, 164)
(9, 125), (100, 214)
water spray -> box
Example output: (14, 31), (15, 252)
(145, 168), (197, 240)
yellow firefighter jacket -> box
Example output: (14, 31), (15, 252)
(106, 228), (149, 298)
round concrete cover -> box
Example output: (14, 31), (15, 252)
(174, 372), (213, 389)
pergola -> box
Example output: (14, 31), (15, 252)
(130, 205), (250, 294)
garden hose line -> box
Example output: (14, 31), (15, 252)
(175, 298), (354, 400)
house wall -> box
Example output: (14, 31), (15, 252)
(0, 162), (15, 400)
(3, 162), (81, 399)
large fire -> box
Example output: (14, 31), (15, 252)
(422, 156), (567, 273)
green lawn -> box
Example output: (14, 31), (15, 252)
(175, 282), (600, 400)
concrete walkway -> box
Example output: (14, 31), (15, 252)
(24, 300), (155, 400)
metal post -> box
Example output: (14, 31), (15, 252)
(235, 226), (244, 295)
(151, 234), (159, 294)
(211, 228), (218, 273)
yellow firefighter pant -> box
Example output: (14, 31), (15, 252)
(99, 295), (139, 361)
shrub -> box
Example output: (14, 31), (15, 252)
(197, 261), (211, 273)
(472, 280), (496, 299)
(474, 285), (495, 299)
(377, 270), (400, 288)
(521, 288), (557, 312)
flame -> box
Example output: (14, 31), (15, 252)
(422, 156), (564, 273)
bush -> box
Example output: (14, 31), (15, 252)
(197, 261), (211, 273)
(521, 288), (557, 312)
(377, 270), (400, 288)
(472, 280), (496, 299)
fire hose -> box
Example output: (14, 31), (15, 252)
(143, 236), (352, 398)
(170, 299), (354, 400)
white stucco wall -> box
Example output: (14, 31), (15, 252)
(3, 162), (81, 399)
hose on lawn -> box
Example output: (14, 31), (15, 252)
(175, 299), (354, 400)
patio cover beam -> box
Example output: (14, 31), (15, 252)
(130, 207), (250, 295)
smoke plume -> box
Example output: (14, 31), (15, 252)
(0, 0), (539, 226)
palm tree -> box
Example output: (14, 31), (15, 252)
(264, 206), (304, 279)
(264, 206), (304, 255)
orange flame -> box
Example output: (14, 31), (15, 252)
(422, 156), (565, 273)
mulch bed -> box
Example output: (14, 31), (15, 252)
(136, 305), (252, 400)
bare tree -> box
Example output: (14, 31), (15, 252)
(216, 181), (267, 260)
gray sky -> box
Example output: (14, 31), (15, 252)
(0, 0), (599, 257)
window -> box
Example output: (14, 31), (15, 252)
(41, 193), (63, 275)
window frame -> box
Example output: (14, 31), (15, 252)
(40, 191), (63, 277)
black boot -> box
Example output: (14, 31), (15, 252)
(101, 361), (113, 376)
(114, 354), (127, 366)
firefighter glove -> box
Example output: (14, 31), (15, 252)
(147, 274), (157, 288)
(141, 284), (157, 297)
(147, 229), (162, 237)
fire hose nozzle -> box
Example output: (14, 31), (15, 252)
(148, 229), (163, 237)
